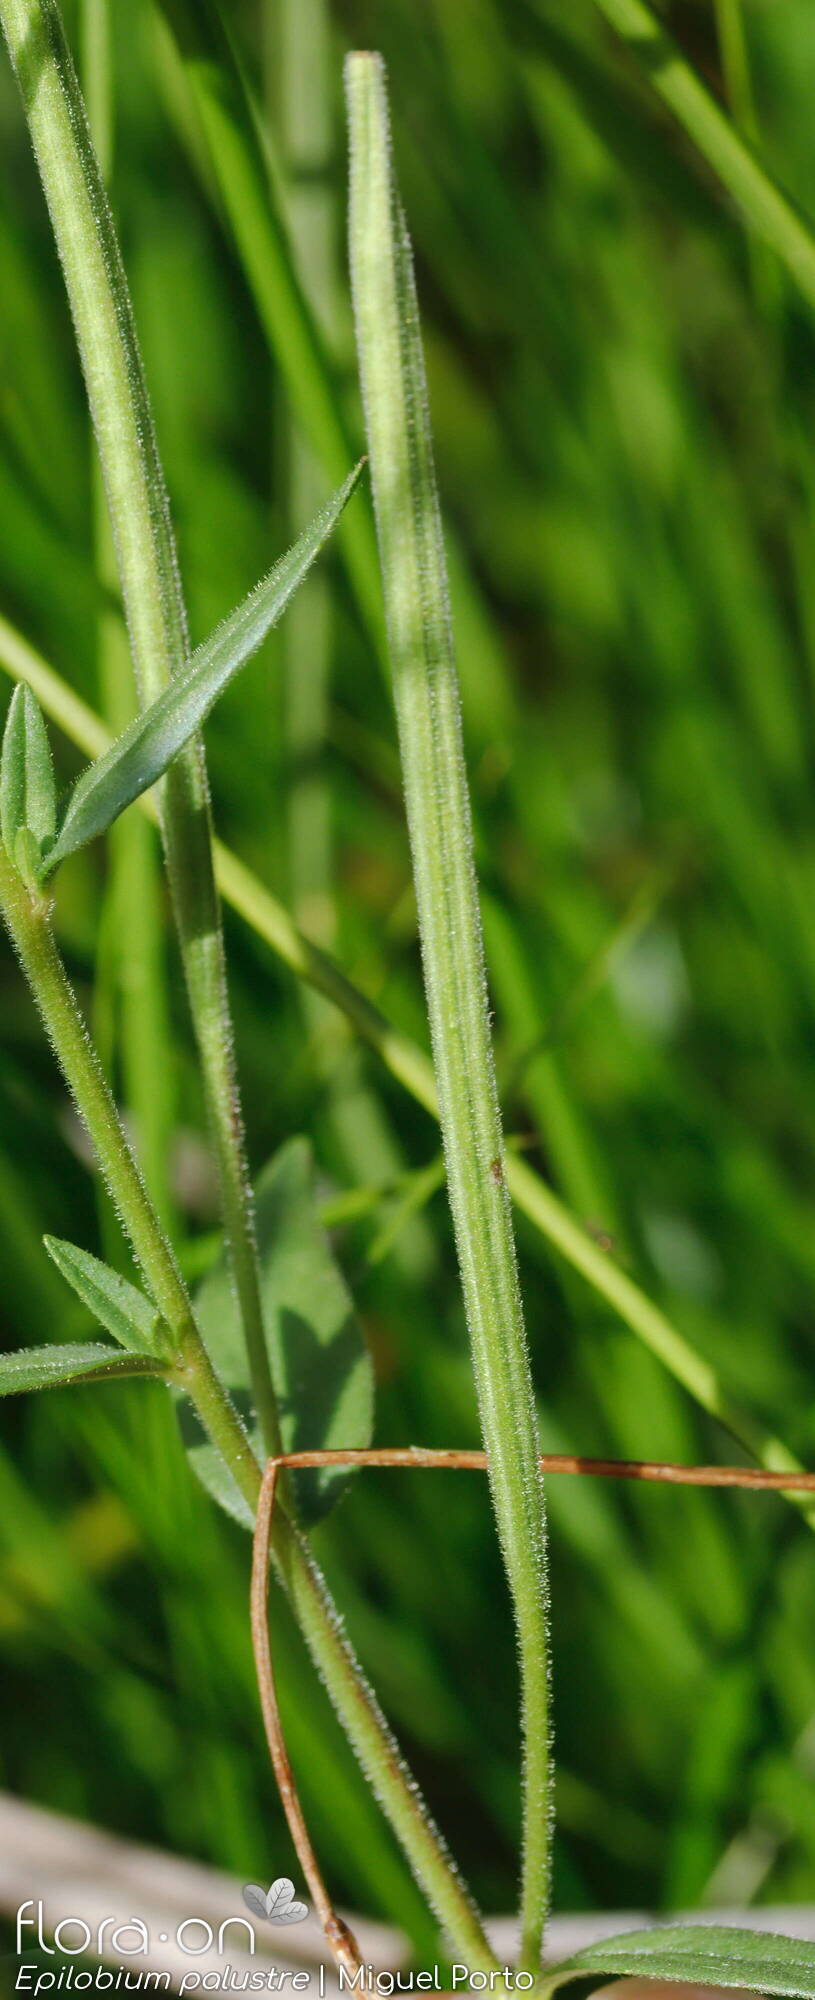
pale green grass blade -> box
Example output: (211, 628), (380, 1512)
(590, 0), (815, 310)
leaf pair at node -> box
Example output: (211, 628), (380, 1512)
(0, 1239), (172, 1398)
(0, 1144), (372, 1546)
(0, 464), (363, 887)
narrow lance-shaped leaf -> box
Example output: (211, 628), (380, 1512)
(0, 1343), (164, 1396)
(544, 1923), (815, 1998)
(43, 462), (364, 874)
(346, 53), (550, 1971)
(44, 1236), (171, 1358)
(5, 631), (815, 1537)
(1, 683), (56, 881)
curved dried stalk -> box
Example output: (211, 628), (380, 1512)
(251, 1445), (815, 1973)
(250, 1458), (364, 1979)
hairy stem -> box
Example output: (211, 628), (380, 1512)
(81, 0), (176, 1240)
(0, 0), (280, 1455)
(347, 54), (551, 1969)
(0, 849), (195, 1346)
(8, 617), (815, 1538)
(0, 838), (496, 1965)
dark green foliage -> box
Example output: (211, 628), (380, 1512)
(187, 1137), (374, 1527)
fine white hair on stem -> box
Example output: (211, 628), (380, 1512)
(345, 50), (552, 1972)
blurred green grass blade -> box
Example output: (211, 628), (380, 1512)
(46, 465), (362, 870)
(546, 1924), (815, 1997)
(0, 1143), (85, 1338)
(714, 0), (759, 145)
(589, 0), (815, 310)
(155, 0), (384, 655)
(0, 615), (109, 759)
(346, 52), (551, 1968)
(44, 1236), (169, 1358)
(0, 1342), (164, 1393)
(155, 0), (518, 762)
(4, 616), (815, 1530)
(483, 893), (620, 1233)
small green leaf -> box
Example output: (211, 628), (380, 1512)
(1, 683), (56, 874)
(0, 1342), (164, 1396)
(184, 1137), (374, 1527)
(43, 1236), (171, 1358)
(546, 1924), (815, 1997)
(44, 464), (364, 873)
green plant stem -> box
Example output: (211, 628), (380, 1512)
(0, 847), (194, 1349)
(0, 838), (496, 1966)
(0, 0), (280, 1458)
(347, 54), (551, 1970)
(81, 0), (175, 1239)
(185, 1370), (496, 1976)
(591, 0), (815, 312)
(6, 614), (815, 1534)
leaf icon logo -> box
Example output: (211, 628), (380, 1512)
(242, 1879), (309, 1924)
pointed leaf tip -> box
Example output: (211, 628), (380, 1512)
(43, 1236), (171, 1359)
(1, 683), (56, 876)
(44, 462), (365, 873)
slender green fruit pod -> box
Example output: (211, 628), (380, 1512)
(1, 684), (56, 882)
(346, 52), (552, 1971)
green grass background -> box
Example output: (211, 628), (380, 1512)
(2, 0), (815, 1943)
